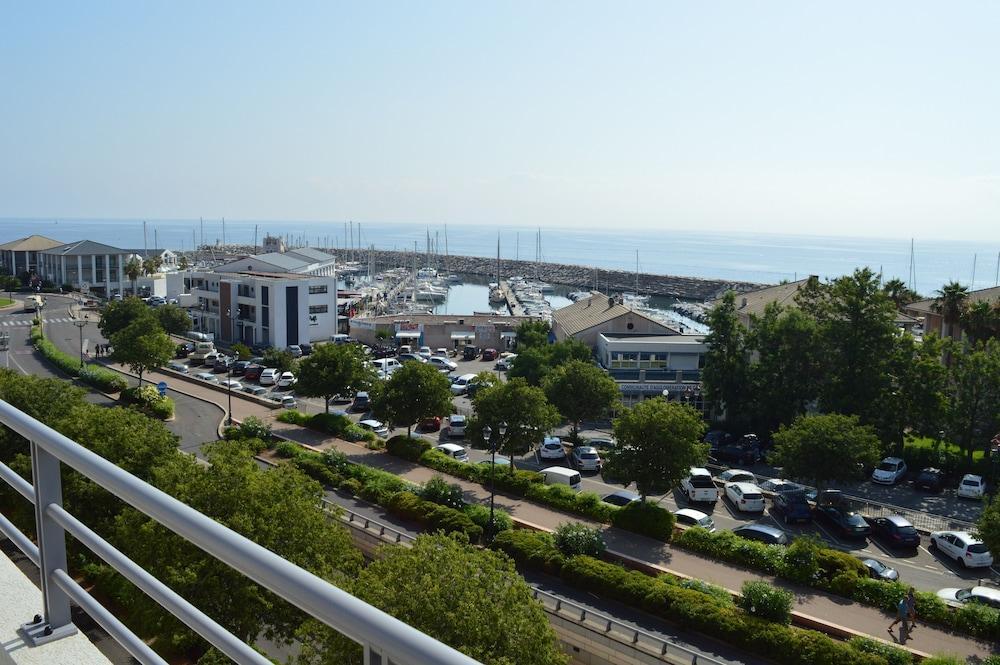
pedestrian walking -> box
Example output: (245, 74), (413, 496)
(906, 587), (918, 630)
(888, 596), (909, 635)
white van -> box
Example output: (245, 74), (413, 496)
(540, 466), (582, 491)
(331, 334), (350, 345)
(371, 358), (402, 375)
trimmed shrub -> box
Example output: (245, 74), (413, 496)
(553, 523), (606, 558)
(738, 581), (793, 624)
(358, 472), (408, 505)
(387, 435), (432, 461)
(274, 441), (301, 458)
(781, 537), (821, 585)
(120, 385), (175, 420)
(339, 477), (363, 496)
(678, 579), (734, 606)
(384, 491), (482, 543)
(79, 364), (127, 393)
(238, 415), (272, 440)
(674, 527), (785, 574)
(419, 475), (464, 510)
(276, 410), (310, 426)
(31, 326), (127, 392)
(463, 503), (512, 534)
(491, 529), (565, 574)
(610, 501), (675, 541)
(848, 637), (911, 665)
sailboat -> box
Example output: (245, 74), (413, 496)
(489, 234), (505, 304)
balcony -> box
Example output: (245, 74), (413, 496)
(0, 399), (479, 665)
(607, 368), (702, 383)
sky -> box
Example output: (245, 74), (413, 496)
(1, 2), (998, 239)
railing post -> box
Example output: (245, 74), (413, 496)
(21, 440), (77, 645)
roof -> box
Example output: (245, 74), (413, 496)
(552, 292), (680, 337)
(284, 247), (335, 263)
(251, 252), (313, 270)
(719, 277), (814, 319)
(0, 235), (64, 251)
(600, 333), (705, 345)
(42, 239), (128, 256)
(906, 285), (1000, 315)
(355, 313), (532, 326)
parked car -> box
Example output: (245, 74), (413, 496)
(481, 348), (498, 361)
(718, 469), (756, 484)
(232, 360), (251, 375)
(243, 364), (264, 381)
(930, 531), (994, 568)
(478, 455), (512, 468)
(588, 437), (617, 451)
(936, 586), (1000, 609)
(915, 467), (945, 492)
(428, 356), (457, 372)
(447, 414), (466, 438)
(195, 372), (217, 382)
(540, 466), (581, 491)
(418, 416), (442, 432)
(417, 346), (433, 359)
(772, 489), (812, 524)
(371, 358), (402, 375)
(288, 345), (303, 358)
(277, 371), (297, 388)
(212, 356), (234, 373)
(434, 443), (470, 463)
(495, 354), (517, 371)
(680, 468), (719, 504)
(871, 457), (908, 485)
(299, 343), (312, 355)
(539, 436), (566, 460)
(450, 373), (479, 395)
(759, 478), (802, 493)
(358, 419), (389, 437)
(175, 342), (194, 358)
(351, 391), (370, 412)
(167, 361), (189, 373)
(602, 490), (641, 506)
(243, 385), (268, 396)
(280, 395), (297, 409)
(816, 503), (871, 538)
(957, 474), (985, 499)
(725, 482), (765, 513)
(398, 353), (426, 364)
(861, 558), (899, 581)
(259, 368), (280, 386)
(462, 345), (479, 360)
(870, 516), (921, 549)
(710, 434), (761, 465)
(569, 446), (602, 472)
(733, 524), (788, 545)
(673, 508), (717, 532)
(219, 379), (243, 391)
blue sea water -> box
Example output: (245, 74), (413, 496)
(2, 217), (997, 297)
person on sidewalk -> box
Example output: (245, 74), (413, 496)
(906, 587), (918, 630)
(888, 596), (909, 635)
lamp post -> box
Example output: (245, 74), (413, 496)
(485, 421), (507, 543)
(73, 319), (88, 368)
(226, 307), (233, 426)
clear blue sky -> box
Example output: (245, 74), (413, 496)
(2, 2), (998, 239)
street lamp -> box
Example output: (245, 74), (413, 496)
(73, 319), (88, 368)
(226, 307), (233, 426)
(485, 421), (508, 543)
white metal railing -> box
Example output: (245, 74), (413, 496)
(0, 398), (479, 665)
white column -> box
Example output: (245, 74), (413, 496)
(77, 256), (83, 287)
(104, 254), (111, 294)
(117, 255), (124, 292)
(60, 256), (66, 284)
(90, 255), (97, 286)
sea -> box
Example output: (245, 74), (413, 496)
(2, 218), (998, 298)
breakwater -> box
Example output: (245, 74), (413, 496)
(330, 248), (762, 301)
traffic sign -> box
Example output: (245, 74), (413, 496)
(81, 282), (90, 294)
(156, 381), (168, 397)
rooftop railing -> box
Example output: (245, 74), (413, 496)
(0, 398), (480, 665)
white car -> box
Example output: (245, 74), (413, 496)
(195, 372), (217, 382)
(371, 358), (402, 375)
(288, 345), (303, 358)
(673, 508), (717, 533)
(417, 346), (433, 359)
(872, 457), (908, 485)
(434, 443), (470, 463)
(280, 395), (297, 409)
(936, 586), (1000, 609)
(259, 368), (279, 386)
(718, 469), (756, 484)
(450, 373), (478, 395)
(539, 436), (565, 460)
(957, 474), (985, 499)
(495, 354), (517, 371)
(358, 419), (389, 437)
(219, 379), (243, 391)
(277, 371), (297, 388)
(167, 361), (189, 373)
(930, 530), (994, 568)
(447, 414), (466, 438)
(725, 482), (766, 513)
(428, 356), (457, 372)
(680, 468), (719, 504)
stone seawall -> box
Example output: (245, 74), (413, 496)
(330, 248), (762, 301)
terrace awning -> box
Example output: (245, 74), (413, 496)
(499, 331), (517, 339)
(450, 331), (476, 340)
(395, 331), (421, 339)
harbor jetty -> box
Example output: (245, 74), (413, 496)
(328, 248), (761, 301)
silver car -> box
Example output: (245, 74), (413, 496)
(569, 446), (602, 471)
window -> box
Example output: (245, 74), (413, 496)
(261, 286), (269, 305)
(309, 285), (328, 294)
(309, 304), (328, 314)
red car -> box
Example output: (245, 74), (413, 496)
(243, 364), (264, 381)
(418, 416), (442, 432)
(482, 348), (498, 361)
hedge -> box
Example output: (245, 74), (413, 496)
(31, 324), (127, 393)
(492, 530), (889, 665)
(120, 385), (175, 420)
(278, 409), (377, 443)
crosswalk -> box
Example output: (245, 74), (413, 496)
(0, 317), (77, 327)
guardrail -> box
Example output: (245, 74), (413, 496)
(0, 398), (479, 665)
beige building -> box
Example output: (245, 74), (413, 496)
(349, 313), (533, 351)
(904, 285), (1000, 340)
(0, 235), (64, 276)
(550, 292), (679, 347)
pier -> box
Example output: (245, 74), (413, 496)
(499, 280), (525, 316)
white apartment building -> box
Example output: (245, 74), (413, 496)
(31, 240), (177, 296)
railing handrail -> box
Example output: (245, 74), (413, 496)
(0, 398), (479, 665)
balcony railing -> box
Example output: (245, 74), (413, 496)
(606, 368), (702, 382)
(0, 398), (479, 665)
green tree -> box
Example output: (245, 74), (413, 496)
(945, 339), (1000, 462)
(177, 255), (189, 270)
(262, 347), (295, 372)
(473, 378), (560, 466)
(604, 399), (707, 499)
(98, 296), (151, 338)
(976, 497), (1000, 563)
(509, 339), (591, 387)
(881, 277), (920, 310)
(883, 332), (949, 453)
(933, 281), (970, 340)
(110, 318), (175, 385)
(142, 255), (163, 276)
(231, 342), (252, 360)
(296, 533), (567, 665)
(770, 413), (882, 489)
(702, 291), (750, 426)
(542, 360), (619, 439)
(123, 257), (143, 295)
(372, 361), (452, 436)
(297, 343), (375, 413)
(156, 303), (192, 335)
(515, 320), (551, 349)
(960, 300), (1000, 344)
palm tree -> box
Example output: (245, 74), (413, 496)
(142, 256), (162, 276)
(123, 257), (143, 296)
(959, 300), (1000, 344)
(882, 278), (919, 310)
(932, 281), (970, 339)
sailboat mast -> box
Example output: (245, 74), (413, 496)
(971, 253), (978, 289)
(635, 250), (639, 296)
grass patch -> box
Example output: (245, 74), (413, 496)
(0, 298), (13, 307)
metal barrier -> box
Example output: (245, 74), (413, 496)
(322, 499), (416, 545)
(0, 398), (479, 665)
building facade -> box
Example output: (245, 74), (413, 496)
(349, 313), (532, 350)
(0, 235), (64, 276)
(551, 292), (680, 347)
(596, 333), (707, 408)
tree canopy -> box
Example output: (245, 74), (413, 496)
(110, 318), (176, 385)
(509, 338), (591, 386)
(976, 496), (1000, 564)
(472, 378), (560, 460)
(605, 399), (707, 499)
(99, 296), (152, 338)
(542, 359), (619, 439)
(371, 360), (453, 436)
(945, 339), (1000, 461)
(702, 291), (750, 428)
(770, 413), (882, 488)
(297, 533), (567, 665)
(296, 343), (374, 413)
(515, 320), (551, 349)
(262, 347), (296, 372)
(156, 303), (192, 335)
